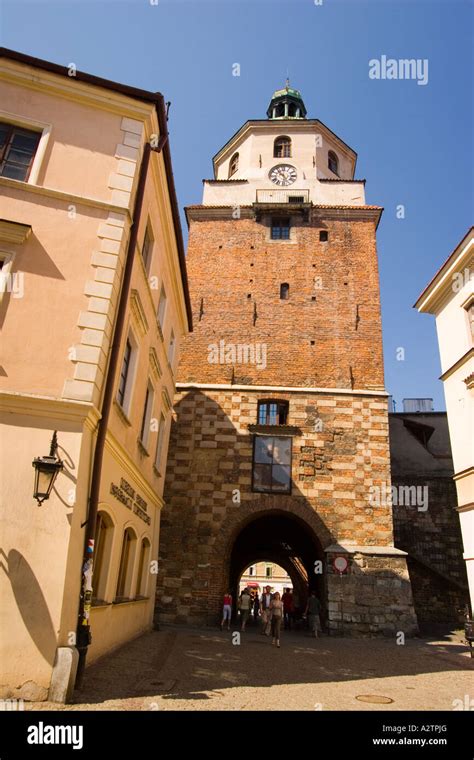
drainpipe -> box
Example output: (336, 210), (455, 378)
(74, 124), (168, 688)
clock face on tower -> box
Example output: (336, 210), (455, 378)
(269, 164), (297, 186)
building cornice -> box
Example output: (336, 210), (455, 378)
(0, 391), (101, 431)
(0, 218), (32, 244)
(453, 466), (474, 482)
(415, 227), (474, 313)
(439, 347), (474, 382)
(176, 382), (388, 397)
(0, 176), (133, 218)
(185, 203), (383, 227)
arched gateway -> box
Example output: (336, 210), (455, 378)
(155, 85), (418, 637)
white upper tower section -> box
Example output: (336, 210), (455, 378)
(202, 83), (366, 207)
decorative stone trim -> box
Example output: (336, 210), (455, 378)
(325, 543), (408, 556)
(108, 117), (144, 207)
(177, 382), (388, 397)
(161, 387), (172, 412)
(130, 289), (149, 337)
(0, 219), (31, 244)
(463, 372), (474, 389)
(64, 208), (129, 404)
(149, 347), (162, 381)
(248, 424), (302, 435)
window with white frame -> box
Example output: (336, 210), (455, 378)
(0, 122), (42, 181)
(135, 538), (152, 597)
(0, 114), (51, 185)
(154, 413), (166, 473)
(115, 527), (137, 600)
(141, 224), (154, 276)
(117, 332), (138, 416)
(139, 380), (155, 450)
(168, 329), (176, 368)
(92, 511), (114, 602)
(157, 284), (167, 329)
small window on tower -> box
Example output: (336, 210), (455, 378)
(280, 283), (289, 300)
(229, 152), (239, 178)
(319, 230), (328, 242)
(257, 400), (289, 425)
(274, 136), (292, 158)
(328, 151), (339, 176)
(271, 217), (290, 240)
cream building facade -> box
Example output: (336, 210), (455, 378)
(415, 227), (474, 613)
(0, 49), (191, 701)
(239, 562), (292, 596)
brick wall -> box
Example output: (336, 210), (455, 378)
(155, 388), (418, 634)
(178, 210), (384, 390)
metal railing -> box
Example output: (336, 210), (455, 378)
(256, 189), (309, 204)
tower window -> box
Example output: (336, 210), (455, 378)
(280, 283), (289, 300)
(271, 217), (290, 240)
(274, 136), (291, 158)
(229, 152), (239, 178)
(328, 151), (339, 176)
(252, 435), (292, 494)
(319, 230), (328, 242)
(258, 400), (289, 425)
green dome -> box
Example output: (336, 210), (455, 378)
(271, 86), (303, 100)
(267, 82), (307, 120)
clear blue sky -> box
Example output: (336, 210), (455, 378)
(2, 0), (473, 410)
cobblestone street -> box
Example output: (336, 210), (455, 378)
(30, 626), (473, 712)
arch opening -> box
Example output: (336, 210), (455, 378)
(229, 511), (325, 626)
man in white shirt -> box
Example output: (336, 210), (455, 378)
(260, 585), (273, 636)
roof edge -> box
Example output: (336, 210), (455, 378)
(414, 226), (474, 311)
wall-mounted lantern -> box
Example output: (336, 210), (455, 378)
(32, 431), (63, 506)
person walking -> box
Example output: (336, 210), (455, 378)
(305, 590), (322, 637)
(253, 592), (260, 624)
(221, 590), (232, 631)
(282, 588), (294, 630)
(260, 585), (273, 636)
(239, 588), (251, 631)
(270, 592), (283, 647)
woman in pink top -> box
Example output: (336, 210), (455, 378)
(221, 591), (232, 630)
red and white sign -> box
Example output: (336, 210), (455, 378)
(333, 556), (349, 575)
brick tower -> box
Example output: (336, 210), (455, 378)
(157, 84), (418, 636)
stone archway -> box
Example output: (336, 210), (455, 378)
(209, 498), (330, 625)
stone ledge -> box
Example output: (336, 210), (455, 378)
(325, 543), (408, 556)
